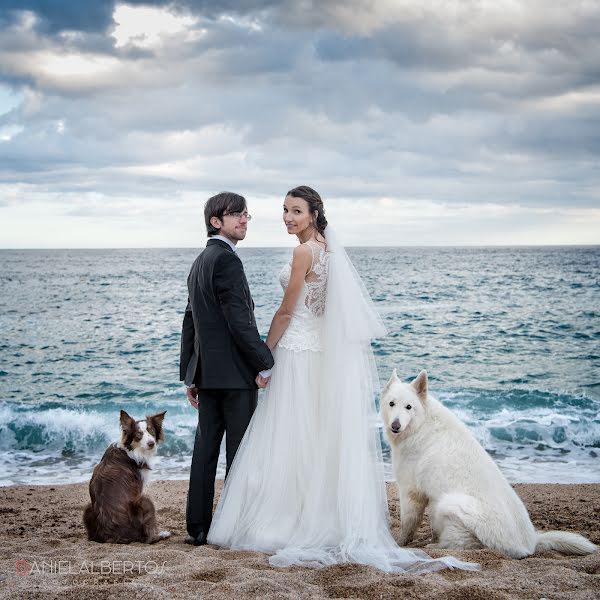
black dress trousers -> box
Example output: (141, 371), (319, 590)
(186, 388), (258, 537)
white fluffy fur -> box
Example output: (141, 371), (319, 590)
(381, 369), (598, 558)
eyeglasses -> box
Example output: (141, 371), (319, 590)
(223, 211), (252, 221)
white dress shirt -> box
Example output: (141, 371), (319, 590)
(211, 234), (237, 252)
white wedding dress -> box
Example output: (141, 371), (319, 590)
(207, 232), (478, 573)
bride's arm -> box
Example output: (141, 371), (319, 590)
(265, 244), (312, 350)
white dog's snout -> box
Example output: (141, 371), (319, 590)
(391, 418), (401, 433)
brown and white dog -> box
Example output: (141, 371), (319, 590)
(83, 410), (171, 544)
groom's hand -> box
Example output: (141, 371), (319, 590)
(186, 386), (199, 409)
(255, 374), (270, 389)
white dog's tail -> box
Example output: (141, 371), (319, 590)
(535, 531), (597, 555)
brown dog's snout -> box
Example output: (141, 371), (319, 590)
(391, 418), (401, 433)
(147, 439), (155, 448)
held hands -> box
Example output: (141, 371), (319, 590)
(186, 386), (199, 409)
(255, 374), (271, 389)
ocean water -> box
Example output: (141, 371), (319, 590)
(0, 246), (598, 487)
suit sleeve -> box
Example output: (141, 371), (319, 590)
(214, 252), (274, 372)
(179, 297), (195, 382)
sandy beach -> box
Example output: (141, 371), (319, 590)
(0, 480), (598, 599)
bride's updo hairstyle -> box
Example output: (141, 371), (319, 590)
(287, 185), (328, 236)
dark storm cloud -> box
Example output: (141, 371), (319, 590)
(0, 1), (116, 34)
(0, 0), (291, 35)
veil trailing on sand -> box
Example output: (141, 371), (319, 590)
(269, 227), (479, 572)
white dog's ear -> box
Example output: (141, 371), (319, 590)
(381, 368), (399, 396)
(411, 370), (428, 400)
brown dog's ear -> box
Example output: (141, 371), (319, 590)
(147, 411), (166, 441)
(411, 370), (428, 401)
(148, 411), (166, 425)
(120, 410), (135, 430)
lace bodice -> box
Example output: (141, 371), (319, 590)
(278, 240), (329, 352)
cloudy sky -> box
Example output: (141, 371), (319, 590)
(0, 0), (599, 247)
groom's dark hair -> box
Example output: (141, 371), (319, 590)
(204, 192), (247, 236)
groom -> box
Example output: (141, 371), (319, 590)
(180, 192), (274, 546)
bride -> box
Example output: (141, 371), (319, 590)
(207, 186), (478, 572)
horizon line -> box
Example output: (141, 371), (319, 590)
(1, 244), (599, 250)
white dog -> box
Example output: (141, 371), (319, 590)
(381, 369), (597, 558)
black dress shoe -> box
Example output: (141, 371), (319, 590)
(184, 532), (207, 546)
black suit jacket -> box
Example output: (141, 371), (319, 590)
(180, 239), (274, 389)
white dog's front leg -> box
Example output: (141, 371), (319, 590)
(398, 490), (428, 546)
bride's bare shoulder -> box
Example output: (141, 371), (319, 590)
(293, 243), (313, 258)
(290, 243), (313, 273)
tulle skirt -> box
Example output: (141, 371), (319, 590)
(207, 345), (479, 573)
